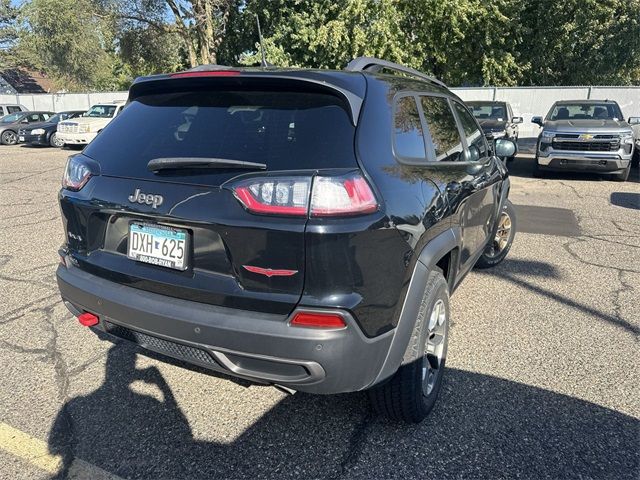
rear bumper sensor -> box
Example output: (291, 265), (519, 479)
(103, 321), (325, 385)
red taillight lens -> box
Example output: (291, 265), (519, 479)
(62, 155), (98, 191)
(231, 173), (377, 218)
(170, 70), (240, 78)
(77, 312), (99, 327)
(290, 311), (347, 329)
(233, 177), (311, 216)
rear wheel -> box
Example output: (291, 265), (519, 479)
(49, 132), (64, 148)
(1, 130), (17, 145)
(368, 269), (449, 423)
(476, 200), (516, 269)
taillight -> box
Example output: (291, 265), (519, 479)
(290, 311), (347, 329)
(62, 155), (99, 191)
(310, 174), (378, 216)
(232, 172), (377, 217)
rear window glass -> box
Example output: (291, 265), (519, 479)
(84, 90), (357, 174)
(393, 96), (426, 161)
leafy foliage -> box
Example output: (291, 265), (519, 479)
(2, 0), (639, 90)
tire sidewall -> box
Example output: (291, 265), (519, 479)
(408, 272), (450, 418)
(2, 130), (16, 145)
(50, 132), (61, 147)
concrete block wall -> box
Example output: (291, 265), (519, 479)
(1, 86), (638, 139)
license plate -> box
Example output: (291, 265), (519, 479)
(127, 223), (188, 270)
(18, 136), (24, 141)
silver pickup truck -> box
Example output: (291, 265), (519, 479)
(532, 100), (635, 181)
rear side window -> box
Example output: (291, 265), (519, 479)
(420, 96), (464, 162)
(393, 96), (426, 161)
(84, 90), (357, 174)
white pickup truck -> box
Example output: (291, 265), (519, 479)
(57, 101), (126, 147)
(629, 116), (640, 165)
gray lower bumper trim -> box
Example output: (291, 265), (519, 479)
(56, 264), (393, 394)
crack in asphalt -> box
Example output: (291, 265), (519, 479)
(562, 237), (640, 274)
(0, 166), (62, 186)
(328, 409), (377, 480)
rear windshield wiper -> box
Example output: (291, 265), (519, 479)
(147, 157), (267, 172)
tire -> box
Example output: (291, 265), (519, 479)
(613, 163), (631, 182)
(475, 200), (516, 269)
(1, 130), (18, 145)
(368, 269), (450, 423)
(49, 132), (64, 148)
(532, 157), (544, 177)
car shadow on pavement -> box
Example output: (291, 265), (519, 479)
(477, 259), (639, 336)
(47, 342), (639, 479)
(610, 192), (640, 210)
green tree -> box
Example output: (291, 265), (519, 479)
(400, 0), (525, 86)
(241, 0), (411, 68)
(0, 0), (18, 67)
(520, 0), (640, 85)
(19, 0), (118, 90)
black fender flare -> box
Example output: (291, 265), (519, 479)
(368, 227), (461, 387)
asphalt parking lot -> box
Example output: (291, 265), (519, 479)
(0, 145), (638, 480)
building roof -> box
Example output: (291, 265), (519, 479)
(0, 68), (56, 94)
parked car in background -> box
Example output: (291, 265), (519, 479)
(0, 111), (54, 145)
(57, 101), (126, 147)
(56, 58), (517, 424)
(466, 101), (522, 161)
(628, 116), (640, 167)
(0, 104), (27, 117)
(18, 110), (86, 147)
(532, 100), (634, 181)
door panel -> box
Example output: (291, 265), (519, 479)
(416, 96), (501, 274)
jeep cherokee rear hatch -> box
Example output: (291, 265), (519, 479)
(59, 72), (367, 315)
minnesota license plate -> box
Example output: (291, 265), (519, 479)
(127, 223), (188, 270)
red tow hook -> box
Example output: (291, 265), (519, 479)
(77, 312), (99, 327)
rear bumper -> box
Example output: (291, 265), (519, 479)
(56, 264), (393, 394)
(537, 150), (631, 173)
(57, 132), (97, 145)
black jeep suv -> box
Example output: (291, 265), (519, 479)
(56, 58), (516, 423)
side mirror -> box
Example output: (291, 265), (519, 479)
(512, 116), (523, 124)
(20, 119), (28, 124)
(466, 145), (481, 162)
(531, 116), (543, 127)
(628, 117), (640, 125)
(495, 138), (517, 158)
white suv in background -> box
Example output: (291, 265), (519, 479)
(57, 101), (126, 147)
(0, 104), (27, 117)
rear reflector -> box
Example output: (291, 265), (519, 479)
(170, 71), (240, 78)
(77, 312), (99, 327)
(290, 312), (347, 329)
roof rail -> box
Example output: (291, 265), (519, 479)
(345, 57), (447, 89)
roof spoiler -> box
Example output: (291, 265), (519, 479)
(345, 57), (447, 89)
